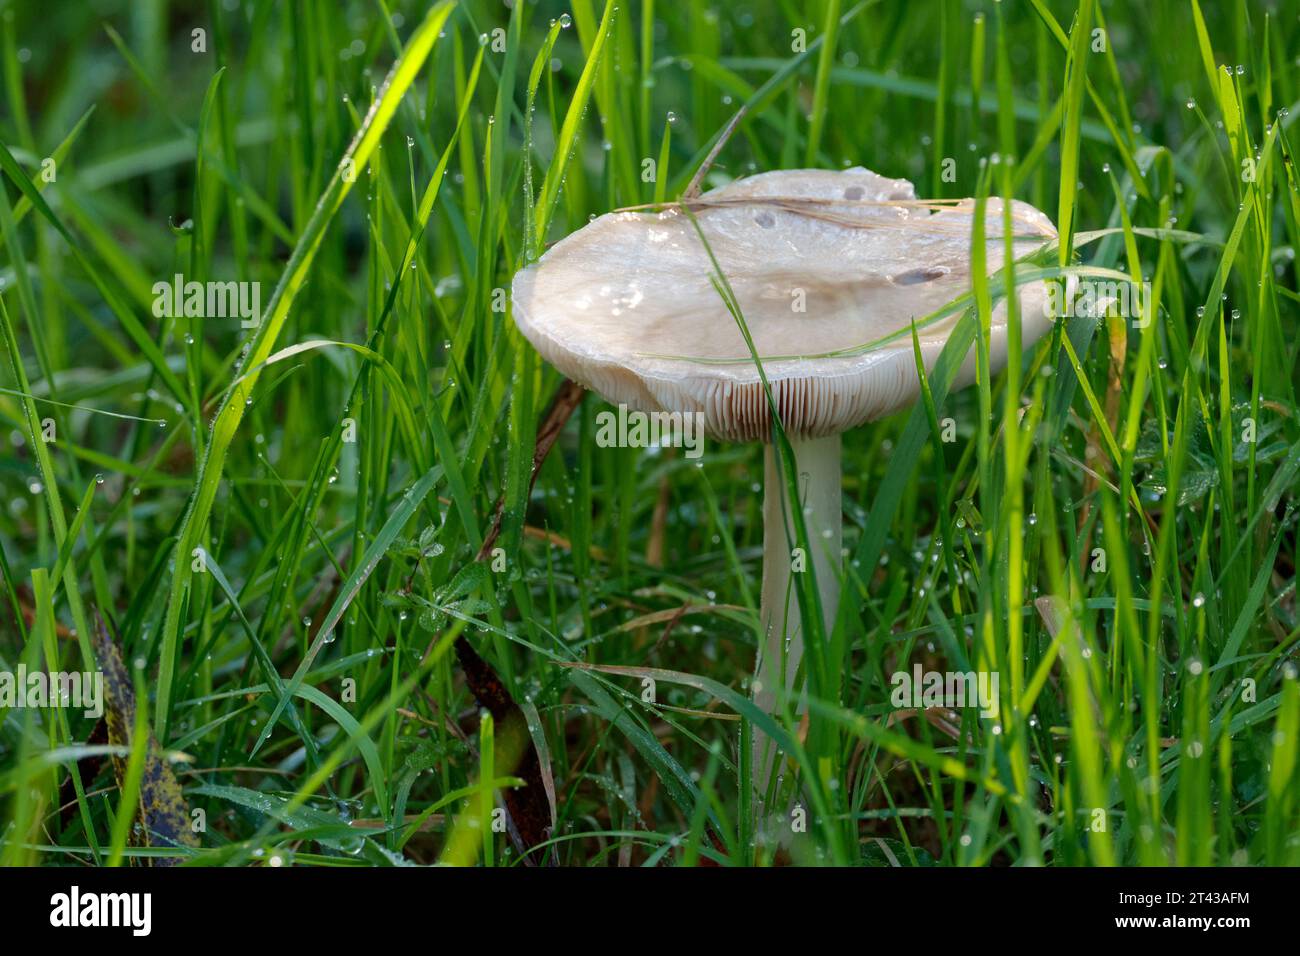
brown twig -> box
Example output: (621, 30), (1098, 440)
(454, 377), (586, 865)
(475, 378), (586, 562)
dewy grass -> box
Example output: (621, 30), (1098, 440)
(0, 0), (1298, 871)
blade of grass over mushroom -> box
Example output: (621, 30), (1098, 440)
(156, 0), (456, 740)
(678, 210), (831, 690)
(637, 261), (1106, 366)
(677, 206), (847, 861)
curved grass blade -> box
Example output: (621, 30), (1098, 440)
(157, 1), (458, 741)
(250, 463), (444, 758)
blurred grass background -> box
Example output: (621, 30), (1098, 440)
(0, 0), (1298, 866)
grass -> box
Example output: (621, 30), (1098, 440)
(0, 0), (1298, 867)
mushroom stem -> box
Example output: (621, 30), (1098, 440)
(754, 433), (842, 807)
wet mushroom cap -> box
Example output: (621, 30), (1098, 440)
(512, 167), (1058, 442)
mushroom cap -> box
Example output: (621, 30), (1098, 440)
(512, 167), (1057, 442)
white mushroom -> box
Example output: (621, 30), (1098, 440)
(512, 166), (1058, 804)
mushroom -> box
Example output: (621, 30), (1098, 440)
(511, 167), (1057, 805)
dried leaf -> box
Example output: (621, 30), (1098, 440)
(455, 638), (553, 865)
(93, 613), (198, 865)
